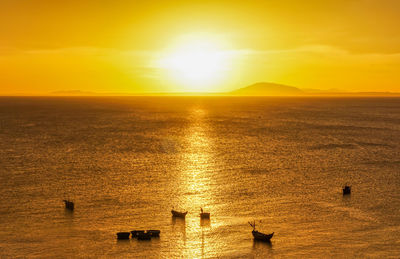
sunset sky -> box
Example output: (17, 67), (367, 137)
(1, 0), (400, 95)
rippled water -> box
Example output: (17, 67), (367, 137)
(0, 97), (399, 258)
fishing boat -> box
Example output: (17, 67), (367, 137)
(130, 230), (145, 238)
(252, 230), (274, 241)
(147, 230), (161, 237)
(200, 208), (210, 219)
(171, 209), (188, 218)
(63, 200), (74, 211)
(116, 232), (131, 239)
(249, 221), (274, 242)
(343, 185), (351, 195)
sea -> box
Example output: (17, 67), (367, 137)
(0, 96), (399, 258)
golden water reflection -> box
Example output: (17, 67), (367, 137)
(180, 107), (214, 208)
(176, 107), (218, 258)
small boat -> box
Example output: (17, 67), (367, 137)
(130, 230), (145, 238)
(171, 209), (188, 218)
(147, 230), (160, 237)
(137, 232), (152, 240)
(249, 221), (274, 242)
(200, 208), (210, 219)
(252, 230), (274, 242)
(63, 200), (74, 211)
(343, 185), (351, 195)
(116, 232), (130, 239)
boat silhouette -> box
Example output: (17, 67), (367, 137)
(343, 185), (351, 195)
(249, 220), (274, 242)
(171, 209), (188, 218)
(63, 200), (74, 211)
(200, 208), (210, 219)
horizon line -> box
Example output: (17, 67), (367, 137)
(2, 92), (400, 97)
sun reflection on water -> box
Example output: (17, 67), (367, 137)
(175, 107), (218, 258)
(180, 108), (214, 208)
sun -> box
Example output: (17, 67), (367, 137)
(158, 36), (230, 92)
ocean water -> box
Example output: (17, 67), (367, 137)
(0, 96), (399, 258)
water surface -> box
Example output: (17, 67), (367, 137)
(0, 97), (399, 258)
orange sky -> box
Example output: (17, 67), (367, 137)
(1, 0), (400, 95)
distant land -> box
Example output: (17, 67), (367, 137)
(230, 82), (304, 96)
(46, 83), (400, 96)
(229, 82), (400, 96)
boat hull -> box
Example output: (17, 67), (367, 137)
(343, 186), (351, 195)
(252, 230), (274, 242)
(130, 230), (145, 238)
(63, 200), (74, 211)
(200, 212), (210, 219)
(117, 232), (131, 239)
(171, 210), (187, 218)
(147, 230), (160, 237)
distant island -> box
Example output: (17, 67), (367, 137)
(230, 82), (304, 96)
(47, 83), (400, 97)
(228, 82), (400, 96)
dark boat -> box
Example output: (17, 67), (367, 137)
(147, 230), (160, 237)
(200, 208), (210, 219)
(171, 209), (188, 218)
(63, 200), (74, 211)
(116, 232), (131, 239)
(343, 185), (351, 195)
(252, 230), (274, 242)
(137, 232), (152, 240)
(249, 221), (274, 242)
(130, 230), (145, 238)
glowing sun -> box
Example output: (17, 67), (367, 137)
(158, 37), (230, 92)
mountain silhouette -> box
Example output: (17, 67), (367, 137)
(230, 82), (304, 96)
